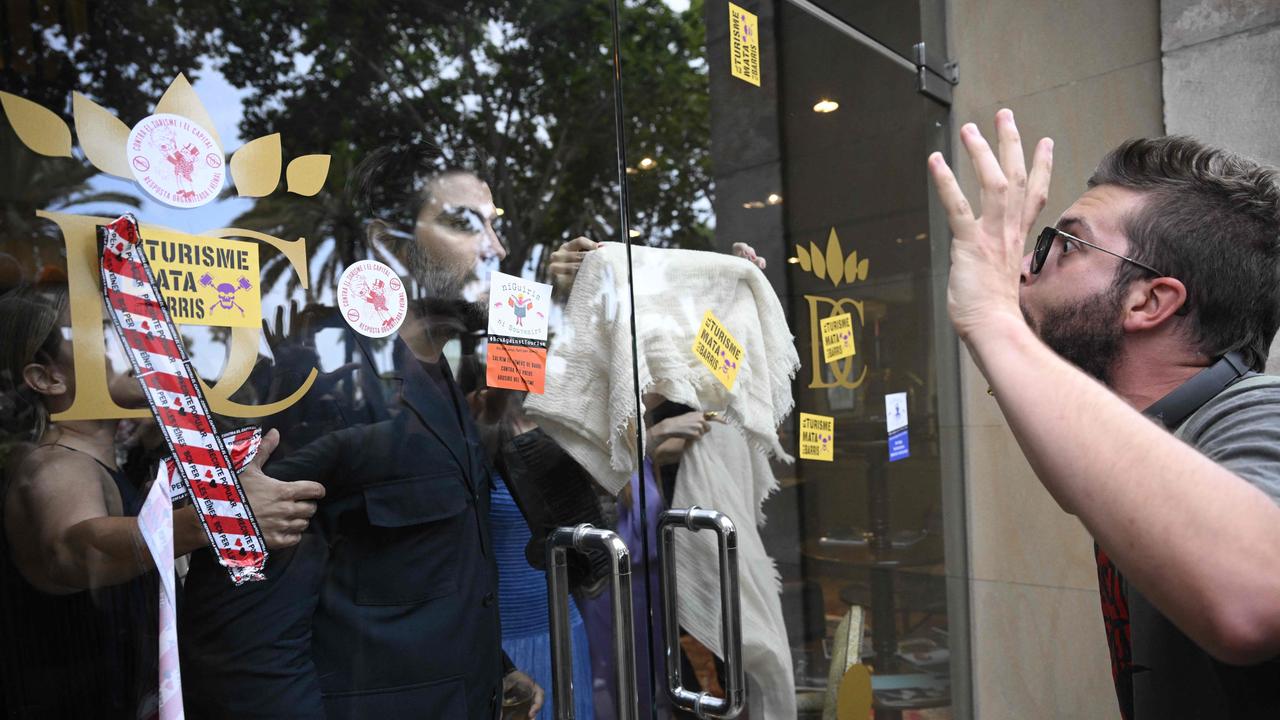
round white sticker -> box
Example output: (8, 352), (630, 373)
(127, 113), (224, 208)
(337, 260), (408, 338)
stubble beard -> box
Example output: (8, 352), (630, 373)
(403, 244), (488, 336)
(1020, 283), (1126, 385)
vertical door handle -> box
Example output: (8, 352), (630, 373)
(546, 524), (638, 720)
(658, 507), (745, 718)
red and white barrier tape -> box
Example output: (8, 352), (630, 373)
(166, 426), (261, 503)
(99, 214), (268, 584)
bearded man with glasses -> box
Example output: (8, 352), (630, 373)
(929, 109), (1280, 719)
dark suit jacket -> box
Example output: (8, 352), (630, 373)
(180, 328), (504, 719)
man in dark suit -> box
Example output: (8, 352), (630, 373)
(180, 167), (543, 719)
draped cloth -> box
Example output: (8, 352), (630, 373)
(526, 243), (798, 719)
(674, 424), (797, 720)
(526, 244), (798, 494)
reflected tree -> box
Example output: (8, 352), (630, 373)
(0, 0), (206, 284)
(207, 0), (713, 282)
(0, 0), (713, 292)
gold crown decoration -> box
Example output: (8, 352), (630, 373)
(794, 228), (869, 288)
(0, 74), (330, 199)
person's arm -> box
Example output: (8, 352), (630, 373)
(11, 429), (324, 593)
(928, 109), (1280, 665)
(645, 411), (712, 466)
(11, 451), (154, 593)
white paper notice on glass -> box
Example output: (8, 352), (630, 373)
(885, 392), (908, 434)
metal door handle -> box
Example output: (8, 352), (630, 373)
(658, 507), (745, 718)
(546, 524), (637, 720)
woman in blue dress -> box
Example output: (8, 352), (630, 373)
(491, 473), (595, 719)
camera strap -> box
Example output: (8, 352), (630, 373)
(1143, 351), (1250, 430)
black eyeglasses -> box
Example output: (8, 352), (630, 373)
(1031, 226), (1164, 277)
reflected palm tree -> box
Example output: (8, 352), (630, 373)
(0, 124), (140, 287)
(230, 146), (366, 301)
(216, 0), (713, 298)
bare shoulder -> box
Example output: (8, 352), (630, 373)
(7, 445), (115, 513)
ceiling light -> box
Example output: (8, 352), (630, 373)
(742, 200), (766, 209)
(638, 157), (656, 170)
(766, 193), (782, 205)
(813, 99), (840, 113)
(787, 257), (800, 264)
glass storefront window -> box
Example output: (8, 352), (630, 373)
(1, 1), (964, 718)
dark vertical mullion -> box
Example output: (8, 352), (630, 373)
(606, 0), (658, 716)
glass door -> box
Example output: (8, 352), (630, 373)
(608, 0), (969, 718)
(0, 1), (966, 718)
(0, 2), (642, 718)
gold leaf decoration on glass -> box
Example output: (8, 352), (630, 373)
(0, 92), (72, 157)
(286, 154), (332, 196)
(810, 240), (826, 280)
(825, 227), (844, 286)
(795, 244), (812, 271)
(72, 92), (132, 178)
(793, 228), (871, 288)
(154, 73), (223, 150)
(231, 133), (282, 197)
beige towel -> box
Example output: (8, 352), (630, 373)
(526, 243), (799, 494)
(675, 423), (797, 720)
(526, 243), (799, 718)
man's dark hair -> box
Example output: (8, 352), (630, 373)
(350, 144), (491, 227)
(1089, 136), (1280, 371)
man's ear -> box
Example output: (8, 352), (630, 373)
(21, 361), (68, 399)
(1122, 276), (1188, 332)
(365, 219), (390, 249)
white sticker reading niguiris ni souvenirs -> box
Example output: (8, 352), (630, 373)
(487, 270), (551, 394)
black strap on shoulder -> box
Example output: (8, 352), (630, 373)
(1143, 351), (1250, 430)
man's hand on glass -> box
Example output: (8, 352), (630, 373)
(926, 109), (1054, 342)
(236, 428), (325, 549)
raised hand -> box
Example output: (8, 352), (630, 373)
(927, 109), (1053, 341)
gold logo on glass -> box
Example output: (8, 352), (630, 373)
(795, 228), (870, 390)
(1, 74), (331, 420)
(794, 227), (869, 288)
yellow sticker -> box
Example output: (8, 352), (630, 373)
(728, 3), (761, 87)
(820, 312), (855, 363)
(140, 228), (261, 328)
(799, 412), (835, 462)
(692, 310), (744, 390)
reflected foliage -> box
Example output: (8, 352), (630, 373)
(0, 0), (712, 291)
(208, 0), (712, 277)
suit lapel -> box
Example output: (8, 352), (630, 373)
(351, 333), (474, 493)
